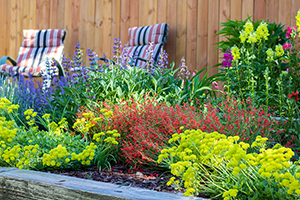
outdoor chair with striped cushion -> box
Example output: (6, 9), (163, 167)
(126, 23), (169, 66)
(0, 29), (66, 77)
(100, 23), (169, 67)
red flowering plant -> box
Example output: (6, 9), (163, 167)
(285, 90), (300, 157)
(198, 95), (285, 146)
(75, 94), (285, 168)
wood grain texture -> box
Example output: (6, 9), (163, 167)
(111, 0), (121, 42)
(166, 0), (177, 65)
(9, 0), (17, 57)
(231, 0), (242, 21)
(242, 0), (254, 21)
(266, 0), (278, 23)
(196, 0), (208, 73)
(129, 0), (139, 27)
(95, 0), (104, 58)
(207, 0), (219, 77)
(16, 0), (23, 48)
(0, 0), (6, 56)
(186, 0), (197, 72)
(120, 0), (130, 45)
(102, 0), (112, 57)
(279, 0), (291, 26)
(175, 0), (187, 68)
(254, 0), (266, 21)
(157, 0), (167, 23)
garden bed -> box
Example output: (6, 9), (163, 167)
(48, 164), (209, 198)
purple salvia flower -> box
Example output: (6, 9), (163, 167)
(178, 57), (190, 80)
(112, 37), (122, 64)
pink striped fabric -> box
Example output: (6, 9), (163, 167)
(128, 23), (168, 46)
(125, 23), (168, 67)
(0, 29), (65, 77)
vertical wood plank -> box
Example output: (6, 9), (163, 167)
(16, 0), (23, 48)
(9, 0), (17, 57)
(157, 0), (167, 23)
(5, 0), (10, 56)
(50, 0), (58, 28)
(138, 0), (147, 26)
(241, 0), (254, 21)
(36, 0), (43, 29)
(102, 0), (112, 58)
(266, 0), (278, 23)
(254, 0), (266, 21)
(129, 0), (139, 27)
(0, 0), (6, 56)
(56, 0), (65, 28)
(43, 0), (51, 29)
(64, 0), (72, 58)
(22, 0), (30, 29)
(71, 0), (80, 56)
(86, 0), (96, 53)
(196, 0), (208, 72)
(219, 0), (230, 68)
(291, 0), (300, 27)
(279, 0), (291, 27)
(95, 0), (104, 58)
(166, 0), (177, 64)
(147, 0), (157, 25)
(120, 0), (130, 45)
(219, 0), (230, 46)
(29, 0), (37, 29)
(111, 0), (121, 44)
(207, 0), (219, 76)
(186, 0), (197, 73)
(175, 0), (187, 68)
(231, 0), (242, 21)
(79, 0), (87, 54)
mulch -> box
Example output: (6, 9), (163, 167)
(48, 164), (209, 199)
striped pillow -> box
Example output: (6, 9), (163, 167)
(128, 23), (168, 46)
(0, 29), (65, 77)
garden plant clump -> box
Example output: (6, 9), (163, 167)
(0, 9), (300, 200)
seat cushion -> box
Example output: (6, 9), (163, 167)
(0, 63), (58, 77)
(128, 23), (168, 46)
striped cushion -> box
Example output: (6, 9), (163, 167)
(21, 29), (65, 48)
(126, 23), (168, 66)
(0, 64), (15, 75)
(126, 43), (163, 66)
(0, 29), (65, 77)
(128, 23), (168, 46)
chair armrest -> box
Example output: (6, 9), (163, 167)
(99, 57), (115, 65)
(53, 58), (65, 77)
(0, 56), (17, 66)
(136, 57), (148, 63)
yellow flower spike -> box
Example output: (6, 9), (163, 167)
(42, 113), (50, 119)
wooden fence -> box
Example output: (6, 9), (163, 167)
(1, 0), (300, 77)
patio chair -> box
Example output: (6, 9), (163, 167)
(101, 23), (169, 66)
(0, 29), (66, 79)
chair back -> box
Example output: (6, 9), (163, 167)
(15, 29), (65, 77)
(125, 23), (168, 66)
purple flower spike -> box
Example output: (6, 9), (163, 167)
(222, 48), (233, 68)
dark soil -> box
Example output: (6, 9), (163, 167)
(48, 164), (209, 198)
